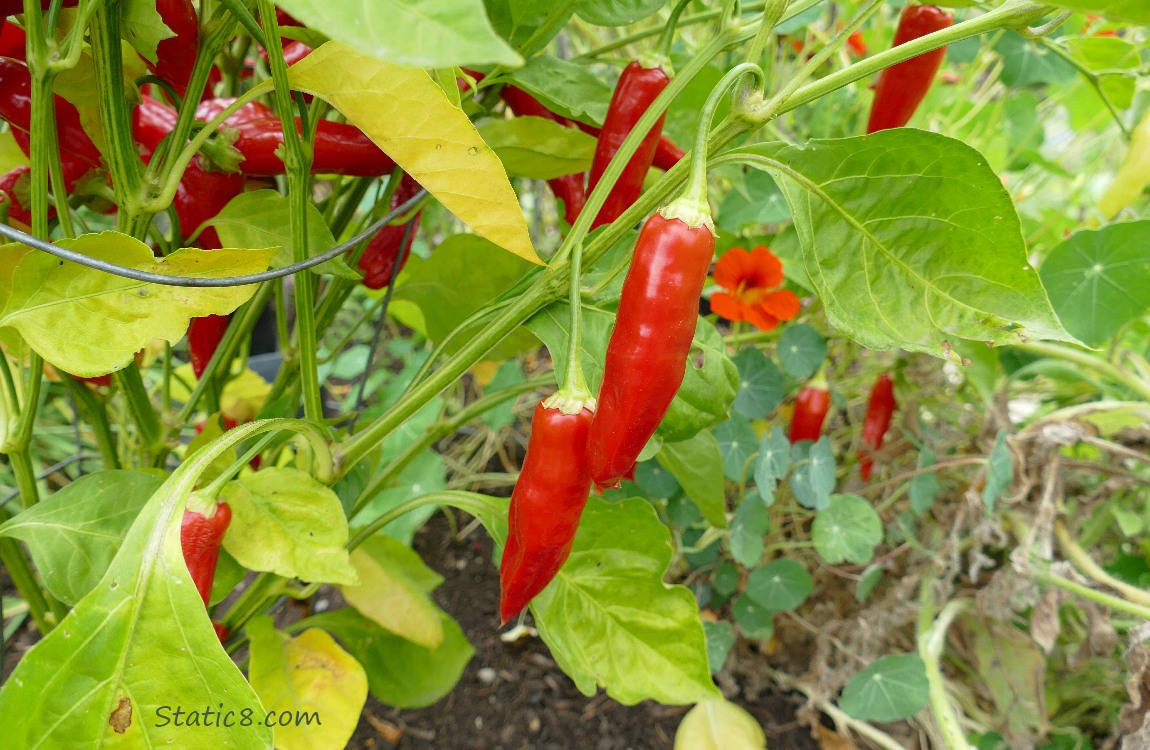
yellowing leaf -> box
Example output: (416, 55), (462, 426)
(288, 42), (540, 266)
(220, 468), (358, 585)
(674, 698), (766, 750)
(341, 537), (445, 649)
(248, 617), (368, 750)
(0, 232), (274, 377)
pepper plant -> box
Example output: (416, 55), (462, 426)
(0, 0), (1148, 749)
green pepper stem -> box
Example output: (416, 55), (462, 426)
(549, 237), (595, 415)
(654, 0), (693, 64)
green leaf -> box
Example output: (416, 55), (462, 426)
(576, 0), (667, 26)
(714, 416), (759, 482)
(477, 115), (597, 179)
(484, 0), (569, 50)
(657, 431), (727, 528)
(505, 56), (613, 125)
(391, 234), (536, 358)
(0, 430), (271, 748)
(790, 437), (835, 510)
(729, 497), (770, 568)
(777, 323), (826, 379)
(745, 558), (813, 613)
(122, 0), (176, 64)
(964, 617), (1048, 738)
(731, 593), (774, 640)
(210, 189), (357, 278)
(754, 428), (790, 505)
(993, 32), (1076, 88)
(658, 316), (739, 441)
(1039, 222), (1150, 347)
(732, 349), (785, 419)
(812, 494), (882, 565)
(674, 697), (767, 750)
(838, 654), (929, 722)
(274, 0), (520, 67)
(738, 132), (1079, 359)
(0, 234), (273, 377)
(531, 498), (721, 705)
(635, 460), (681, 499)
(289, 43), (539, 265)
(220, 467), (358, 585)
(247, 617), (368, 750)
(0, 470), (163, 605)
(1043, 0), (1150, 26)
(341, 536), (445, 648)
(909, 448), (940, 516)
(703, 621), (736, 674)
(982, 429), (1012, 511)
(525, 301), (614, 392)
(302, 607), (474, 709)
(717, 169), (790, 233)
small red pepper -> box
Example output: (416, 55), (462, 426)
(587, 60), (671, 229)
(357, 173), (422, 289)
(866, 5), (953, 134)
(180, 499), (232, 609)
(0, 56), (103, 168)
(847, 30), (868, 57)
(858, 373), (896, 481)
(0, 21), (24, 59)
(499, 399), (594, 623)
(587, 212), (715, 488)
(146, 0), (200, 95)
(195, 97), (396, 177)
(188, 314), (230, 380)
(789, 377), (831, 444)
(0, 165), (35, 225)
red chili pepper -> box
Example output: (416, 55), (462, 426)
(0, 165), (36, 225)
(789, 380), (831, 444)
(358, 173), (422, 289)
(865, 5), (953, 134)
(587, 61), (671, 229)
(0, 56), (103, 168)
(10, 128), (93, 193)
(146, 0), (200, 94)
(188, 314), (230, 380)
(497, 84), (587, 225)
(587, 213), (715, 488)
(194, 97), (396, 176)
(847, 30), (868, 57)
(0, 21), (24, 59)
(499, 399), (594, 623)
(180, 500), (232, 608)
(0, 0), (76, 15)
(858, 372), (896, 481)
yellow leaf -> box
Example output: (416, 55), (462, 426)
(674, 698), (766, 750)
(248, 617), (368, 750)
(342, 544), (445, 649)
(288, 42), (541, 266)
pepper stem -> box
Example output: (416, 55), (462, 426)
(546, 238), (596, 416)
(652, 0), (693, 66)
(661, 61), (764, 234)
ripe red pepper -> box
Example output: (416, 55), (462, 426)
(847, 30), (868, 57)
(789, 380), (831, 444)
(188, 314), (230, 380)
(0, 56), (103, 168)
(499, 399), (594, 623)
(146, 0), (200, 94)
(358, 173), (422, 289)
(865, 5), (953, 134)
(587, 61), (671, 229)
(0, 166), (34, 225)
(858, 372), (896, 481)
(181, 499), (232, 608)
(195, 97), (396, 177)
(0, 21), (24, 59)
(587, 213), (715, 488)
(0, 0), (76, 15)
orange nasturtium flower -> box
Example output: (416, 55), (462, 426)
(710, 246), (801, 331)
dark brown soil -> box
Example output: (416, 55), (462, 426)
(346, 513), (822, 750)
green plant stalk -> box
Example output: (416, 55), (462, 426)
(174, 281), (275, 426)
(1031, 565), (1150, 621)
(761, 1), (1055, 125)
(917, 590), (975, 750)
(259, 0), (323, 424)
(218, 569), (283, 632)
(61, 377), (121, 470)
(1055, 521), (1150, 609)
(1016, 342), (1150, 401)
(115, 363), (163, 459)
(91, 0), (144, 227)
(0, 538), (55, 634)
(349, 376), (549, 517)
(348, 491), (506, 550)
